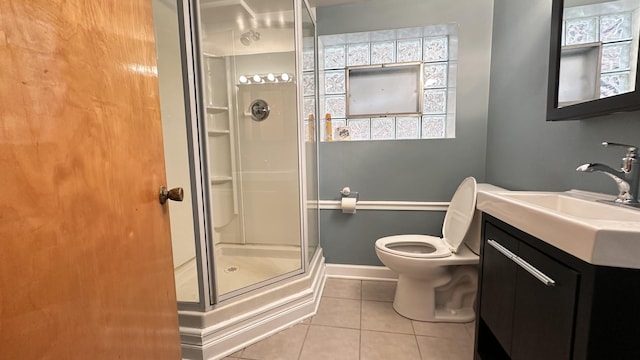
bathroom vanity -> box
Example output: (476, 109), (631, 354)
(475, 190), (640, 360)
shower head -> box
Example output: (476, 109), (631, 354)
(240, 30), (260, 46)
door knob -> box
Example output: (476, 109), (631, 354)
(159, 186), (184, 204)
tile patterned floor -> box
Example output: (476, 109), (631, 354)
(223, 278), (475, 360)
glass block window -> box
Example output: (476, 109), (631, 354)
(348, 43), (370, 66)
(318, 24), (457, 141)
(601, 72), (630, 97)
(303, 73), (315, 96)
(397, 39), (422, 62)
(324, 70), (346, 94)
(424, 63), (448, 88)
(371, 117), (395, 140)
(423, 37), (448, 62)
(421, 116), (446, 138)
(423, 89), (447, 114)
(347, 118), (371, 140)
(304, 98), (315, 119)
(396, 117), (420, 139)
(324, 46), (346, 69)
(371, 41), (396, 64)
(303, 50), (315, 72)
(562, 10), (634, 98)
(601, 42), (631, 72)
(303, 43), (316, 141)
(565, 17), (598, 45)
(325, 95), (346, 117)
(600, 13), (632, 42)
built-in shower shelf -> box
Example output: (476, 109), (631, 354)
(206, 106), (229, 114)
(208, 129), (231, 136)
(211, 176), (233, 185)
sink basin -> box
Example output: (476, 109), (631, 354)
(500, 192), (640, 221)
(476, 188), (640, 269)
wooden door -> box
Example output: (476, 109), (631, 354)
(0, 1), (181, 359)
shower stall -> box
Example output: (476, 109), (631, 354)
(152, 0), (322, 358)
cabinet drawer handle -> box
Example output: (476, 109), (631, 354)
(487, 239), (556, 287)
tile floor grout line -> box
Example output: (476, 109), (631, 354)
(309, 323), (361, 331)
(359, 280), (363, 360)
(222, 280), (475, 360)
(296, 320), (312, 360)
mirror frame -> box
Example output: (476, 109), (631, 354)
(547, 0), (640, 121)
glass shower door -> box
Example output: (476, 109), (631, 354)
(152, 0), (203, 305)
(196, 0), (303, 299)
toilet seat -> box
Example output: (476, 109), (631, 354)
(375, 177), (478, 259)
(376, 235), (451, 258)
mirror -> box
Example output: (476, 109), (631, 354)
(547, 0), (640, 120)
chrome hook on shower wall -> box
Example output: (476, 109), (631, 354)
(249, 99), (270, 121)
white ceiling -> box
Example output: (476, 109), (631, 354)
(201, 0), (363, 15)
(309, 0), (365, 7)
(197, 0), (365, 56)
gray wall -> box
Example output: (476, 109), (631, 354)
(321, 210), (446, 266)
(317, 0), (494, 265)
(486, 0), (640, 193)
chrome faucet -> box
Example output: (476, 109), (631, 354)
(576, 142), (640, 205)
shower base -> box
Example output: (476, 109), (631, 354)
(214, 243), (302, 295)
(180, 248), (325, 360)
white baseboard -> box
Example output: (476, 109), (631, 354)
(325, 264), (398, 282)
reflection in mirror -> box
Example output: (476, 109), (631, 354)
(559, 0), (640, 106)
(548, 0), (640, 120)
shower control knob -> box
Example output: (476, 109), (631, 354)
(159, 186), (184, 204)
(249, 99), (270, 121)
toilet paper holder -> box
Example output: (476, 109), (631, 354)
(340, 187), (359, 201)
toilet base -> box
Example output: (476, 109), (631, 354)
(392, 267), (477, 323)
(392, 271), (448, 321)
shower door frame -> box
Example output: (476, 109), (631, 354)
(168, 0), (214, 312)
(174, 0), (316, 311)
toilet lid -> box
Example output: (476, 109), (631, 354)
(442, 177), (477, 253)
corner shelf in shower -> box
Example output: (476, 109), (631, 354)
(203, 55), (239, 216)
(210, 176), (233, 185)
(208, 129), (231, 136)
(206, 105), (229, 114)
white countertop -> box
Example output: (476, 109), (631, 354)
(476, 185), (640, 269)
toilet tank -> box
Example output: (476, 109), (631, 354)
(464, 183), (507, 254)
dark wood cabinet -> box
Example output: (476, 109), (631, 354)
(476, 214), (640, 360)
(478, 225), (517, 355)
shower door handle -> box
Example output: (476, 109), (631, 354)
(159, 186), (184, 204)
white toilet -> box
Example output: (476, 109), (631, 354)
(375, 177), (480, 322)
